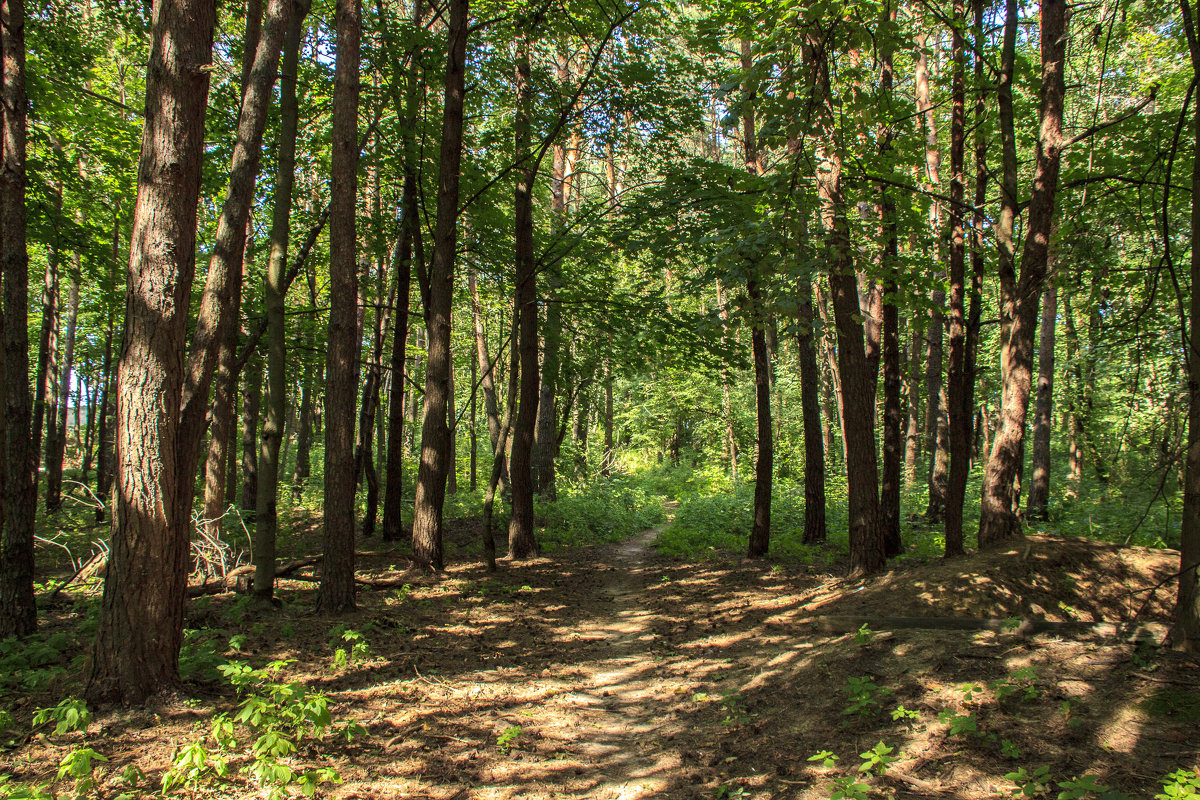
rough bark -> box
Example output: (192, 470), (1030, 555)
(1171, 0), (1200, 653)
(411, 0), (467, 570)
(45, 270), (79, 512)
(319, 0), (361, 612)
(32, 180), (61, 490)
(945, 0), (969, 556)
(1027, 283), (1057, 519)
(469, 267), (507, 491)
(796, 277), (826, 545)
(255, 0), (308, 599)
(508, 28), (541, 560)
(87, 0), (216, 702)
(382, 174), (415, 542)
(811, 33), (882, 574)
(978, 0), (1067, 546)
(241, 355), (261, 516)
(0, 0), (37, 637)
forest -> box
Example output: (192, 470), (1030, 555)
(0, 0), (1199, 794)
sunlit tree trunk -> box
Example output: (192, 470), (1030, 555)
(979, 0), (1068, 545)
(87, 0), (216, 702)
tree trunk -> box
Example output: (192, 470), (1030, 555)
(1027, 283), (1057, 519)
(602, 359), (614, 476)
(447, 355), (458, 495)
(87, 0), (216, 702)
(483, 298), (520, 571)
(382, 177), (415, 541)
(291, 342), (317, 497)
(1170, 0), (1200, 653)
(945, 0), (969, 556)
(46, 272), (79, 512)
(811, 33), (882, 574)
(469, 268), (506, 488)
(241, 355), (262, 517)
(916, 34), (949, 522)
(903, 321), (922, 483)
(95, 293), (116, 524)
(255, 0), (308, 599)
(32, 180), (62, 493)
(319, 0), (361, 612)
(742, 39), (772, 559)
(796, 276), (826, 544)
(715, 280), (739, 482)
(978, 0), (1067, 546)
(508, 27), (541, 560)
(0, 0), (37, 638)
(411, 0), (467, 570)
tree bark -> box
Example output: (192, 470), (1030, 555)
(469, 267), (507, 491)
(945, 0), (969, 556)
(742, 38), (772, 559)
(382, 177), (415, 541)
(1171, 0), (1200, 653)
(45, 271), (79, 512)
(411, 0), (467, 570)
(319, 0), (361, 611)
(602, 358), (614, 476)
(508, 27), (541, 560)
(715, 279), (738, 481)
(1027, 283), (1057, 519)
(241, 355), (262, 517)
(0, 0), (37, 638)
(796, 276), (826, 545)
(978, 0), (1068, 546)
(810, 33), (882, 574)
(255, 0), (308, 599)
(87, 0), (216, 702)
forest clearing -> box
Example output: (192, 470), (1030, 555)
(1, 0), (1200, 793)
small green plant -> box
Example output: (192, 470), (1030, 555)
(280, 622), (296, 639)
(854, 623), (875, 646)
(161, 739), (230, 794)
(33, 697), (90, 735)
(496, 725), (522, 753)
(1158, 769), (1200, 799)
(1001, 739), (1022, 759)
(808, 750), (839, 769)
(842, 676), (892, 717)
(829, 775), (870, 800)
(718, 691), (749, 727)
(1006, 765), (1052, 798)
(937, 709), (978, 737)
(992, 666), (1040, 701)
(715, 785), (748, 799)
(55, 747), (108, 800)
(179, 628), (226, 682)
(857, 742), (898, 777)
(891, 705), (921, 723)
(958, 683), (984, 703)
(393, 583), (414, 603)
(0, 775), (53, 799)
(229, 634), (248, 652)
(329, 626), (370, 669)
(1056, 774), (1110, 799)
(1001, 616), (1023, 632)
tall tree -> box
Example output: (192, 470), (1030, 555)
(1172, 0), (1200, 653)
(320, 0), (361, 611)
(87, 0), (217, 702)
(255, 0), (309, 599)
(507, 23), (541, 560)
(0, 0), (36, 638)
(978, 0), (1068, 545)
(411, 0), (468, 569)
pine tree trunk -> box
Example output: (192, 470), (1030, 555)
(797, 277), (827, 544)
(507, 28), (541, 560)
(87, 0), (216, 702)
(33, 180), (62, 492)
(46, 273), (79, 512)
(602, 360), (614, 476)
(945, 0), (969, 556)
(811, 34), (882, 574)
(95, 305), (115, 524)
(447, 358), (458, 495)
(0, 0), (37, 638)
(319, 0), (361, 611)
(903, 322), (922, 483)
(979, 0), (1067, 546)
(715, 280), (739, 481)
(255, 0), (308, 599)
(382, 175), (414, 541)
(1027, 283), (1057, 519)
(469, 268), (506, 488)
(1171, 0), (1200, 653)
(411, 0), (467, 570)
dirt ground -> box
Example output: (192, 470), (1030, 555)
(5, 519), (1199, 799)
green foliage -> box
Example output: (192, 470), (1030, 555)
(496, 725), (522, 753)
(1056, 774), (1111, 799)
(55, 747), (108, 800)
(163, 660), (350, 799)
(890, 705), (920, 723)
(937, 709), (978, 737)
(32, 697), (90, 736)
(179, 628), (228, 682)
(536, 482), (666, 550)
(854, 623), (874, 646)
(1007, 765), (1053, 798)
(857, 742), (898, 777)
(328, 625), (371, 669)
(829, 776), (870, 800)
(808, 750), (839, 769)
(991, 666), (1041, 702)
(1158, 770), (1200, 799)
(0, 632), (73, 693)
(841, 676), (892, 717)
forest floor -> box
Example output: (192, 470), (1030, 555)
(6, 511), (1200, 799)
